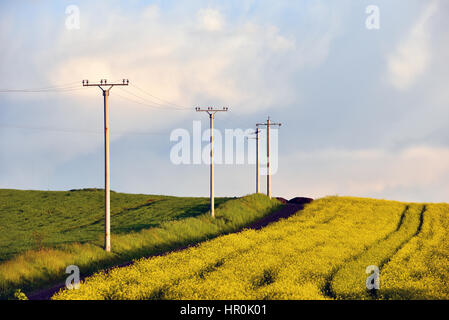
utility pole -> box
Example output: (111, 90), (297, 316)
(247, 128), (261, 194)
(195, 107), (229, 218)
(82, 79), (129, 252)
(257, 117), (281, 199)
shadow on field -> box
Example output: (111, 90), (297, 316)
(112, 198), (230, 234)
(58, 200), (160, 234)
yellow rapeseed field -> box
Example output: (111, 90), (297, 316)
(379, 203), (449, 299)
(330, 204), (424, 299)
(53, 197), (449, 300)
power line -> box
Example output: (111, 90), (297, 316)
(117, 89), (171, 109)
(130, 83), (190, 109)
(0, 123), (167, 136)
(0, 82), (82, 93)
(0, 88), (83, 93)
(0, 124), (100, 135)
(3, 81), (80, 89)
(118, 87), (190, 111)
(115, 91), (174, 110)
(0, 82), (192, 113)
(115, 90), (190, 111)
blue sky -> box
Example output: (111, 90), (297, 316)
(1, 0), (448, 202)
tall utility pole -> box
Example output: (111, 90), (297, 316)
(82, 79), (129, 252)
(195, 107), (229, 218)
(257, 117), (281, 199)
(247, 128), (261, 194)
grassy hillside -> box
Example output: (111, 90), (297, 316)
(0, 189), (229, 261)
(0, 189), (282, 299)
(53, 197), (449, 300)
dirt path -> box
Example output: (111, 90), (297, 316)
(246, 203), (305, 230)
(27, 201), (307, 300)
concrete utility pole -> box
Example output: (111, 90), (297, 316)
(257, 117), (281, 199)
(195, 107), (229, 218)
(247, 128), (261, 194)
(82, 79), (129, 252)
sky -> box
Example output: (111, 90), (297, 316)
(1, 0), (448, 202)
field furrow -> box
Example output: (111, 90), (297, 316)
(379, 203), (449, 299)
(329, 204), (425, 299)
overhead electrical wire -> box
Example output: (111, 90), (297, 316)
(0, 81), (193, 112)
(0, 123), (167, 136)
(0, 80), (196, 116)
(130, 83), (190, 110)
(0, 81), (82, 93)
(114, 91), (171, 110)
(0, 80), (194, 135)
(117, 87), (191, 111)
(106, 80), (190, 110)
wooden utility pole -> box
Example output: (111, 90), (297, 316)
(82, 79), (129, 252)
(248, 128), (261, 194)
(257, 117), (281, 199)
(195, 107), (229, 218)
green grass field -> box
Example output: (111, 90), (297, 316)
(0, 189), (282, 299)
(0, 189), (230, 261)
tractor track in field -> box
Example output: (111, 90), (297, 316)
(322, 205), (426, 299)
(378, 206), (425, 270)
(27, 200), (308, 300)
(322, 205), (410, 299)
(369, 205), (426, 299)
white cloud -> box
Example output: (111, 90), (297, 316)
(47, 3), (337, 122)
(387, 1), (439, 90)
(276, 146), (449, 202)
(142, 4), (160, 20)
(197, 8), (225, 32)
